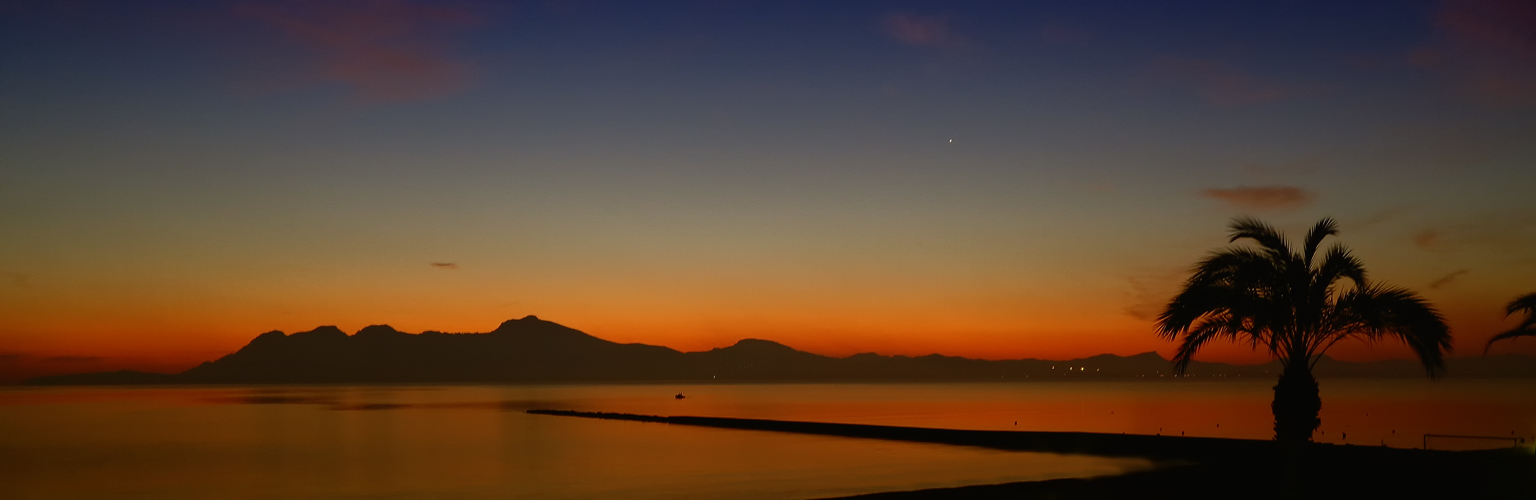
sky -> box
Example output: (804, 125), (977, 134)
(2, 0), (1535, 382)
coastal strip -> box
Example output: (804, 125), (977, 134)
(524, 409), (1499, 462)
(526, 409), (1257, 461)
(528, 409), (1535, 499)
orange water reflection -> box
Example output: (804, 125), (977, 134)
(1, 380), (1532, 499)
(519, 380), (1536, 450)
(0, 384), (1149, 500)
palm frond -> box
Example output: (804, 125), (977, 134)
(1158, 248), (1282, 339)
(1312, 244), (1366, 294)
(1518, 314), (1536, 333)
(1228, 217), (1291, 259)
(1506, 292), (1536, 318)
(1302, 218), (1338, 265)
(1187, 248), (1275, 283)
(1484, 328), (1536, 353)
(1485, 292), (1536, 353)
(1158, 217), (1451, 384)
(1172, 315), (1242, 373)
(1330, 285), (1451, 377)
(1157, 283), (1244, 340)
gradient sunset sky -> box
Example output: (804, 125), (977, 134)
(3, 0), (1535, 382)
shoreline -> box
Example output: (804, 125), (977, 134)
(529, 409), (1536, 499)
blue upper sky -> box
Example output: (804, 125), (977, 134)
(1, 0), (1534, 377)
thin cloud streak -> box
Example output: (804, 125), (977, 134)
(42, 355), (104, 363)
(1355, 207), (1416, 231)
(1428, 269), (1470, 289)
(1414, 229), (1442, 249)
(1122, 270), (1185, 321)
(1040, 23), (1089, 45)
(1, 272), (29, 288)
(1201, 186), (1315, 211)
(882, 13), (965, 49)
(1143, 56), (1291, 105)
(1415, 0), (1536, 105)
(1412, 211), (1536, 253)
(233, 0), (486, 103)
(430, 262), (459, 270)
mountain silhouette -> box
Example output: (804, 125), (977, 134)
(24, 316), (1536, 385)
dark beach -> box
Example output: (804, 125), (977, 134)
(529, 410), (1536, 499)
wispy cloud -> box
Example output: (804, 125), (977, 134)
(1201, 186), (1315, 211)
(882, 13), (965, 49)
(1414, 229), (1442, 249)
(1354, 206), (1417, 231)
(1239, 158), (1322, 181)
(1123, 270), (1185, 321)
(1412, 210), (1536, 253)
(0, 352), (108, 364)
(1040, 23), (1089, 45)
(234, 0), (487, 103)
(1412, 0), (1536, 105)
(430, 262), (459, 270)
(1427, 269), (1470, 289)
(43, 355), (103, 363)
(1142, 56), (1291, 105)
(1, 272), (29, 288)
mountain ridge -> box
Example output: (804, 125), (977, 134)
(24, 316), (1536, 385)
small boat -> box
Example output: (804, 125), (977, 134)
(674, 393), (686, 399)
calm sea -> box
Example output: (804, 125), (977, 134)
(2, 380), (1532, 499)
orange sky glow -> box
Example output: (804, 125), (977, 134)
(3, 0), (1535, 383)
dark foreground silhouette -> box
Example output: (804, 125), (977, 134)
(531, 410), (1536, 500)
(1157, 217), (1452, 444)
(1486, 291), (1536, 353)
(26, 316), (1536, 385)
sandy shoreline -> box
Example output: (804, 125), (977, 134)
(529, 409), (1535, 499)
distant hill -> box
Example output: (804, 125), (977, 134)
(24, 316), (1536, 385)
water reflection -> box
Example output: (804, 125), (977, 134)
(0, 384), (1154, 500)
(2, 380), (1531, 499)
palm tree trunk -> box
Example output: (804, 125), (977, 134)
(1272, 360), (1321, 443)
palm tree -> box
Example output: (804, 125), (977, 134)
(1156, 217), (1452, 444)
(1484, 292), (1536, 353)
